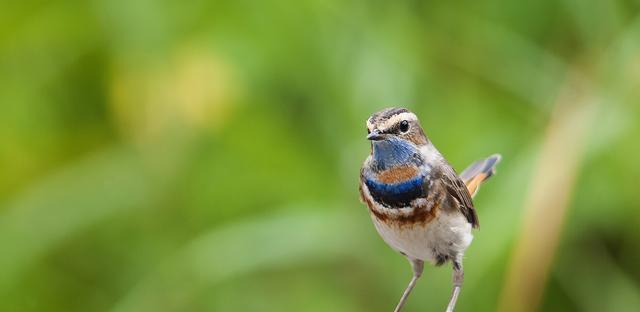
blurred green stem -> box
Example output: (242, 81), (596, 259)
(498, 72), (598, 312)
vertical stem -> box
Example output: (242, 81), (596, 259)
(498, 73), (598, 312)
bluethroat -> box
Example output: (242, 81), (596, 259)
(359, 108), (501, 312)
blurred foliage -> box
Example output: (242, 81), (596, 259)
(1, 0), (640, 311)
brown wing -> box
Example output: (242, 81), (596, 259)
(435, 164), (479, 228)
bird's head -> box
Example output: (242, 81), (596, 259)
(365, 108), (429, 170)
(366, 107), (428, 145)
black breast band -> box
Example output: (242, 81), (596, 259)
(364, 175), (426, 208)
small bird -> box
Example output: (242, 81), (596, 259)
(359, 108), (501, 312)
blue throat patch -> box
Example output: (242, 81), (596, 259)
(364, 174), (426, 208)
(372, 138), (420, 170)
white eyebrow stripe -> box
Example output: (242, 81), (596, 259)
(380, 112), (417, 130)
(367, 118), (375, 130)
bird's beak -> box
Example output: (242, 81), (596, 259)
(367, 129), (384, 141)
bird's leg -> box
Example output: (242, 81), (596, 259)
(393, 259), (424, 312)
(445, 261), (464, 312)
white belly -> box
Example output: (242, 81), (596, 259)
(372, 211), (473, 264)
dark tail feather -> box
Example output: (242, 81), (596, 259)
(460, 154), (502, 198)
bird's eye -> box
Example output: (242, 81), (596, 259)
(367, 128), (371, 134)
(400, 120), (409, 132)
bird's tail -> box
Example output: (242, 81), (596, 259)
(460, 154), (502, 198)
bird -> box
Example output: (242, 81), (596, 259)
(359, 107), (501, 312)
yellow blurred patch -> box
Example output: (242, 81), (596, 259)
(109, 45), (240, 143)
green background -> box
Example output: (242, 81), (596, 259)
(1, 1), (639, 311)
